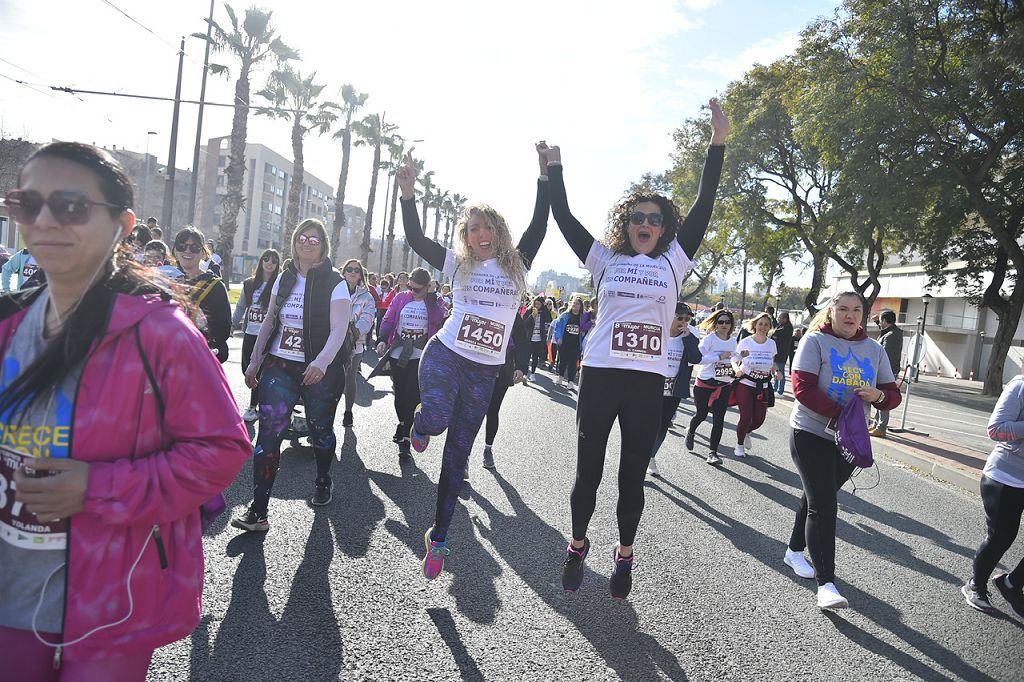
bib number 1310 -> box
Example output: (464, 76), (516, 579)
(610, 321), (662, 360)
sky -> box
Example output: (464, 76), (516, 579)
(0, 0), (840, 287)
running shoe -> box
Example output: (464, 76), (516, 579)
(342, 410), (354, 428)
(744, 434), (752, 450)
(685, 430), (696, 451)
(706, 452), (722, 466)
(422, 527), (449, 580)
(556, 375), (564, 387)
(410, 404), (430, 453)
(392, 424), (403, 444)
(784, 548), (816, 579)
(569, 379), (577, 391)
(647, 458), (661, 478)
(817, 582), (849, 610)
(241, 406), (258, 422)
(398, 439), (412, 462)
(734, 444), (747, 459)
(962, 580), (996, 614)
(562, 538), (590, 592)
(310, 475), (333, 506)
(609, 546), (634, 600)
(529, 373), (538, 382)
(231, 508), (269, 532)
(483, 446), (496, 470)
(994, 573), (1024, 618)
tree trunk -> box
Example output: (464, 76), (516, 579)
(761, 260), (782, 310)
(803, 248), (828, 315)
(283, 117), (304, 259)
(360, 144), (382, 264)
(981, 247), (1024, 396)
(443, 215), (452, 250)
(330, 126), (351, 264)
(217, 67), (251, 284)
(384, 170), (400, 272)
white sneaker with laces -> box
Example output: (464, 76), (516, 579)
(529, 373), (537, 382)
(647, 458), (660, 477)
(734, 444), (746, 458)
(744, 434), (752, 450)
(784, 548), (816, 579)
(242, 406), (258, 422)
(816, 582), (849, 609)
(556, 376), (564, 386)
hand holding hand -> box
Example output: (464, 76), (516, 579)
(544, 145), (561, 167)
(536, 141), (549, 176)
(397, 150), (417, 200)
(14, 459), (90, 523)
(709, 98), (729, 145)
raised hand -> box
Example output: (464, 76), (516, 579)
(536, 140), (549, 176)
(397, 150), (417, 199)
(544, 144), (562, 167)
(709, 98), (729, 145)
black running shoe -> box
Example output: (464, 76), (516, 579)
(562, 538), (590, 593)
(231, 508), (269, 532)
(342, 411), (354, 428)
(685, 429), (695, 451)
(962, 580), (996, 614)
(610, 546), (634, 600)
(398, 439), (412, 462)
(994, 573), (1024, 618)
(392, 424), (404, 444)
(310, 475), (333, 506)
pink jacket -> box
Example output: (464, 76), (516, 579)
(0, 290), (251, 663)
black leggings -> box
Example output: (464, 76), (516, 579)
(973, 474), (1024, 588)
(688, 382), (733, 453)
(241, 333), (258, 408)
(558, 342), (581, 382)
(787, 428), (855, 586)
(653, 396), (682, 457)
(484, 377), (511, 446)
(529, 340), (547, 373)
(571, 366), (663, 547)
(390, 358), (421, 440)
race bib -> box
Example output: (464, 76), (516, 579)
(566, 324), (580, 336)
(610, 321), (662, 361)
(400, 328), (426, 341)
(247, 306), (266, 325)
(664, 376), (676, 396)
(714, 362), (733, 378)
(455, 313), (505, 358)
(22, 263), (38, 279)
(278, 326), (305, 357)
(0, 446), (67, 550)
(747, 369), (771, 381)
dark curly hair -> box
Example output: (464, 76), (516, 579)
(604, 192), (683, 257)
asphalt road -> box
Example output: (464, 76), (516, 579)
(147, 337), (1023, 682)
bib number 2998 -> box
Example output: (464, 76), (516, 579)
(610, 321), (662, 361)
(455, 314), (505, 358)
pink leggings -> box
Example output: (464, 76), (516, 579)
(734, 382), (768, 443)
(0, 625), (153, 682)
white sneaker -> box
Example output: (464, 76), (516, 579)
(647, 458), (660, 478)
(242, 406), (258, 422)
(529, 373), (537, 382)
(569, 380), (577, 390)
(556, 376), (564, 386)
(784, 548), (816, 579)
(816, 582), (849, 609)
(744, 434), (752, 450)
(734, 444), (746, 458)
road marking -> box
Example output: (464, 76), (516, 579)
(906, 404), (991, 421)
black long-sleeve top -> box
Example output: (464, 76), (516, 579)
(547, 145), (725, 263)
(400, 179), (551, 271)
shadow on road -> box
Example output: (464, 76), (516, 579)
(427, 607), (485, 682)
(327, 428), (387, 558)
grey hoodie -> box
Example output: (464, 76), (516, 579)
(984, 375), (1024, 487)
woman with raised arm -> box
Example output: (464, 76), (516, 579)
(544, 99), (727, 599)
(398, 145), (549, 580)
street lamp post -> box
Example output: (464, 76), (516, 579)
(916, 293), (933, 382)
(891, 313), (931, 435)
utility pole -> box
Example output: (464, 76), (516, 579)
(161, 37), (186, 234)
(738, 251), (748, 323)
(187, 0), (215, 227)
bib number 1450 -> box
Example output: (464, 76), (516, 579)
(610, 321), (662, 360)
(455, 313), (505, 357)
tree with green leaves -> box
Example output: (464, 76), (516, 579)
(352, 113), (398, 264)
(329, 84), (368, 263)
(196, 4), (297, 280)
(256, 66), (337, 257)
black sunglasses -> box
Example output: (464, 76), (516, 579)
(407, 283), (426, 294)
(5, 189), (124, 227)
(715, 318), (731, 325)
(175, 242), (204, 254)
(262, 256), (279, 264)
(344, 266), (362, 274)
(629, 210), (663, 227)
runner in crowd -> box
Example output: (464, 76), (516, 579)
(790, 326), (803, 373)
(203, 239), (223, 277)
(546, 298), (560, 370)
(869, 309), (903, 438)
(374, 275), (392, 342)
(233, 219), (353, 530)
(961, 373), (1024, 617)
(373, 267), (445, 460)
(772, 311), (794, 396)
(383, 271), (408, 308)
(784, 291), (901, 609)
(173, 227), (231, 363)
(143, 240), (183, 278)
(399, 144), (549, 580)
(687, 309), (738, 466)
(0, 141), (249, 680)
(545, 98), (727, 599)
(648, 302), (702, 478)
(552, 297), (590, 388)
(481, 311), (530, 470)
(1, 247), (39, 292)
(731, 312), (781, 458)
(523, 295), (552, 382)
(231, 248), (281, 422)
(364, 270), (383, 347)
(340, 258), (376, 429)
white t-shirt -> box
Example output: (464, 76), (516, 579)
(531, 313), (543, 342)
(434, 249), (521, 366)
(582, 241), (693, 375)
(244, 282), (268, 336)
(696, 333), (738, 382)
(391, 299), (429, 361)
(664, 333), (685, 396)
(734, 336), (778, 388)
(269, 273), (349, 362)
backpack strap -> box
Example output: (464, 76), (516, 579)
(191, 277), (221, 308)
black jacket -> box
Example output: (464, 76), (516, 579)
(522, 306), (552, 342)
(772, 321), (794, 362)
(182, 271), (230, 363)
(498, 312), (531, 387)
(878, 324), (904, 374)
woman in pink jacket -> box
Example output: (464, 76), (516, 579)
(0, 141), (251, 680)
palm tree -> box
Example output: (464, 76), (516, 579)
(352, 113), (398, 264)
(329, 84), (368, 262)
(402, 159), (428, 271)
(195, 4), (297, 281)
(446, 192), (466, 249)
(384, 138), (419, 273)
(256, 66), (337, 257)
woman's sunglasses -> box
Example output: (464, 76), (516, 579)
(262, 256), (279, 264)
(175, 242), (204, 254)
(715, 318), (731, 325)
(407, 283), (426, 294)
(629, 211), (663, 227)
(5, 189), (124, 227)
(297, 234), (321, 246)
(344, 266), (362, 274)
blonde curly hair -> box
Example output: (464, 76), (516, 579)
(454, 204), (528, 295)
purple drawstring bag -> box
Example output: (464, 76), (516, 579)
(835, 398), (874, 468)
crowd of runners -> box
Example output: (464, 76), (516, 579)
(0, 101), (1022, 679)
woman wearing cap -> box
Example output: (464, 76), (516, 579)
(731, 311), (782, 458)
(173, 226), (231, 363)
(544, 98), (727, 599)
(339, 258), (377, 429)
(232, 248), (281, 422)
(398, 144), (549, 581)
(687, 309), (738, 466)
(647, 302), (702, 478)
(783, 291), (900, 609)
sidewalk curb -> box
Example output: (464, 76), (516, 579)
(873, 438), (980, 495)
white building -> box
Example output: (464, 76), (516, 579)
(825, 260), (1022, 386)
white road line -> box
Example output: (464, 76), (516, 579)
(905, 403), (991, 420)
